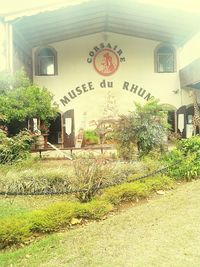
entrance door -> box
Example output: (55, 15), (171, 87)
(63, 109), (75, 147)
(48, 113), (62, 145)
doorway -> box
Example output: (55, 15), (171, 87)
(48, 113), (62, 145)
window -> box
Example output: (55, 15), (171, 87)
(35, 47), (58, 76)
(154, 44), (176, 73)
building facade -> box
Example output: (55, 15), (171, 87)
(1, 0), (200, 147)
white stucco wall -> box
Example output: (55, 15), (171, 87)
(33, 32), (183, 134)
(180, 31), (200, 68)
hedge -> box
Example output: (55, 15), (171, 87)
(0, 174), (174, 249)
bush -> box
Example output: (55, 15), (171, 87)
(71, 158), (149, 202)
(115, 99), (169, 158)
(30, 202), (78, 233)
(163, 136), (200, 181)
(0, 157), (74, 194)
(176, 135), (200, 156)
(71, 158), (115, 202)
(76, 200), (113, 219)
(100, 175), (173, 205)
(144, 175), (174, 191)
(0, 217), (31, 249)
(0, 160), (146, 200)
(0, 174), (173, 249)
(0, 199), (113, 248)
(0, 130), (34, 164)
(84, 130), (99, 145)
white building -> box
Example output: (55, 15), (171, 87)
(1, 0), (200, 147)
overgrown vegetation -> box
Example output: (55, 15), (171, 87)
(0, 70), (58, 135)
(0, 157), (145, 200)
(0, 129), (34, 164)
(163, 136), (200, 181)
(2, 133), (200, 249)
(0, 173), (173, 249)
(0, 80), (199, 253)
(115, 99), (169, 159)
(83, 130), (99, 145)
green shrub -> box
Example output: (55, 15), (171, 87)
(164, 150), (200, 181)
(0, 199), (113, 248)
(176, 135), (200, 156)
(84, 130), (99, 145)
(115, 99), (169, 158)
(30, 202), (78, 233)
(76, 200), (113, 219)
(100, 175), (173, 205)
(0, 130), (34, 164)
(0, 217), (31, 249)
(143, 175), (174, 191)
(162, 137), (200, 181)
(100, 182), (149, 205)
(116, 143), (137, 160)
(0, 174), (173, 249)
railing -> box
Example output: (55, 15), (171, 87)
(32, 144), (113, 159)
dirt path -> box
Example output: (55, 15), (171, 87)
(2, 180), (200, 267)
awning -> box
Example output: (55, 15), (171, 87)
(179, 58), (200, 89)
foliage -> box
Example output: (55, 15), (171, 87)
(0, 70), (58, 133)
(72, 158), (115, 202)
(100, 175), (173, 205)
(115, 99), (169, 158)
(0, 130), (34, 164)
(163, 136), (200, 181)
(0, 217), (31, 249)
(0, 200), (113, 248)
(176, 135), (200, 156)
(90, 119), (117, 144)
(0, 159), (146, 199)
(104, 131), (116, 144)
(30, 202), (79, 233)
(84, 130), (99, 145)
(71, 157), (150, 202)
(0, 169), (71, 195)
(0, 173), (174, 249)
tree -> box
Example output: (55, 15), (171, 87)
(0, 70), (58, 134)
(115, 99), (169, 158)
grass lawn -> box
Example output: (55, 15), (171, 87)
(0, 194), (75, 219)
(1, 179), (200, 267)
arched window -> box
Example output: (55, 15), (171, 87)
(154, 44), (176, 73)
(35, 46), (58, 76)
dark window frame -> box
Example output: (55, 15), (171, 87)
(35, 46), (58, 76)
(154, 44), (176, 73)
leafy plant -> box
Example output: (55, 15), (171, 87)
(0, 70), (58, 134)
(0, 173), (174, 249)
(84, 130), (99, 145)
(115, 99), (169, 158)
(0, 200), (113, 248)
(71, 158), (114, 202)
(163, 137), (200, 181)
(0, 130), (34, 164)
(100, 175), (173, 205)
(176, 135), (200, 156)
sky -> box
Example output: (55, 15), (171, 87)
(1, 0), (200, 14)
